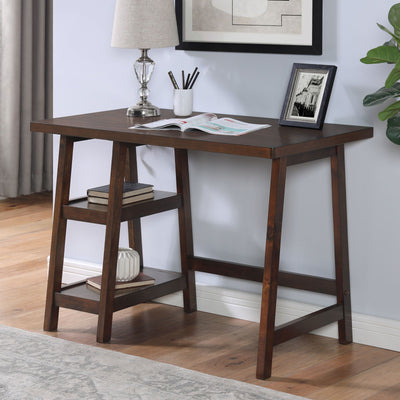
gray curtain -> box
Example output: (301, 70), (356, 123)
(0, 0), (53, 198)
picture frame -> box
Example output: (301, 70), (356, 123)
(175, 0), (322, 55)
(279, 64), (337, 129)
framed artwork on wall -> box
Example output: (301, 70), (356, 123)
(279, 63), (337, 129)
(175, 0), (322, 55)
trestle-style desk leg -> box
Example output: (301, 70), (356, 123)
(331, 145), (352, 343)
(175, 149), (197, 312)
(97, 142), (127, 342)
(44, 136), (74, 332)
(257, 157), (287, 379)
(256, 146), (353, 379)
(126, 145), (144, 267)
(44, 140), (196, 342)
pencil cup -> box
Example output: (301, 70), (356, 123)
(173, 89), (193, 117)
(116, 248), (140, 281)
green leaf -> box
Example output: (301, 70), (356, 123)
(386, 116), (400, 144)
(363, 83), (400, 106)
(385, 59), (400, 87)
(378, 100), (400, 120)
(377, 23), (400, 45)
(360, 45), (400, 64)
(389, 4), (400, 32)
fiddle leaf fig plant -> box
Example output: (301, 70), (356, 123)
(361, 3), (400, 144)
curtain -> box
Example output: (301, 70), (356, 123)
(0, 0), (53, 198)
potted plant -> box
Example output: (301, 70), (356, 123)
(361, 3), (400, 144)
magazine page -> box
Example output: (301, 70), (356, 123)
(130, 113), (217, 131)
(183, 117), (270, 136)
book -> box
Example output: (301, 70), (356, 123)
(86, 272), (155, 291)
(87, 191), (154, 205)
(87, 182), (153, 199)
(130, 113), (271, 136)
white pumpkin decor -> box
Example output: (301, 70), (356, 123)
(116, 248), (140, 281)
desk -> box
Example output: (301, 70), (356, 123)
(31, 109), (373, 379)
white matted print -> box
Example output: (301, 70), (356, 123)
(286, 71), (328, 123)
(175, 0), (322, 54)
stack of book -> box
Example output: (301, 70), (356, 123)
(87, 182), (154, 205)
(86, 272), (155, 294)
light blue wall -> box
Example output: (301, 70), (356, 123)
(54, 0), (400, 322)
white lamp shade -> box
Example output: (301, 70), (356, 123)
(111, 0), (179, 49)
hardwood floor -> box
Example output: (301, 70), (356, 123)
(1, 192), (399, 399)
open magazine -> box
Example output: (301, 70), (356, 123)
(130, 113), (270, 136)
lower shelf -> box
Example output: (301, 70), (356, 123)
(55, 267), (186, 314)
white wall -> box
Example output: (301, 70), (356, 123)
(54, 0), (400, 323)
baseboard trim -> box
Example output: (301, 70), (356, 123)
(62, 258), (400, 353)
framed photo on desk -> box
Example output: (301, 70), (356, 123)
(175, 0), (322, 55)
(279, 63), (337, 129)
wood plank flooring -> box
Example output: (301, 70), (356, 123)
(1, 192), (399, 399)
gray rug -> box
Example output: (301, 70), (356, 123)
(0, 325), (308, 400)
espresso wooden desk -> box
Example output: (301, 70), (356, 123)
(31, 109), (372, 379)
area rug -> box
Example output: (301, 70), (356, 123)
(0, 325), (308, 400)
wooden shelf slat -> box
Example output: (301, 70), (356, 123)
(55, 267), (186, 314)
(62, 191), (182, 224)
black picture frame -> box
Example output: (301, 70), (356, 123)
(175, 0), (322, 55)
(279, 63), (337, 129)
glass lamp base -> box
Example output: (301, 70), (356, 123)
(126, 102), (160, 118)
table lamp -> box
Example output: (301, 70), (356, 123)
(111, 0), (179, 117)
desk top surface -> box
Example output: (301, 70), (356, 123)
(31, 108), (373, 159)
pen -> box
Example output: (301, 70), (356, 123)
(185, 73), (191, 90)
(186, 67), (198, 89)
(189, 71), (200, 89)
(168, 71), (179, 89)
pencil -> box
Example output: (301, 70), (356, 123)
(168, 71), (179, 89)
(182, 70), (185, 89)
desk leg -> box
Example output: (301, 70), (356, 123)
(257, 157), (287, 379)
(44, 136), (74, 331)
(175, 149), (197, 312)
(126, 145), (143, 268)
(97, 142), (127, 342)
(331, 145), (353, 344)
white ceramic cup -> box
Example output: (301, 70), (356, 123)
(173, 89), (193, 117)
(116, 248), (140, 281)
